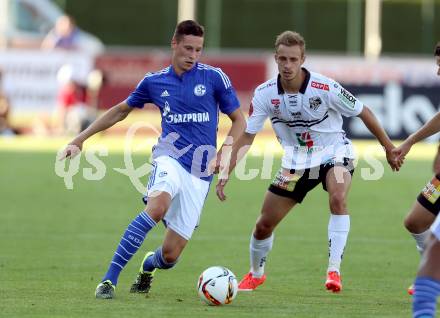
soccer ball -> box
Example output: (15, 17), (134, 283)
(197, 266), (238, 305)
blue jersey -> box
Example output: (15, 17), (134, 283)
(126, 62), (240, 181)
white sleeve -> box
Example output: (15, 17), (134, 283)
(245, 91), (269, 134)
(328, 80), (363, 117)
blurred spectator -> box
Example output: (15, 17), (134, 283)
(53, 64), (99, 135)
(0, 69), (16, 136)
(41, 15), (80, 51)
(41, 15), (104, 55)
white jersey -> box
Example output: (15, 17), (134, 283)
(246, 68), (364, 170)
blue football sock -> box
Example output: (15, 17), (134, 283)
(102, 211), (156, 285)
(143, 246), (177, 272)
(413, 277), (440, 318)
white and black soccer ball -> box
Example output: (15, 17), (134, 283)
(197, 266), (238, 305)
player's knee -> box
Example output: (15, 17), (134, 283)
(403, 215), (414, 232)
(329, 192), (346, 212)
(404, 215), (427, 233)
(144, 203), (168, 222)
(254, 221), (274, 239)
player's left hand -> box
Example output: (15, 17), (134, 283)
(385, 147), (403, 171)
(215, 178), (229, 201)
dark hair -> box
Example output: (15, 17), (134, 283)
(173, 20), (204, 42)
(435, 42), (440, 56)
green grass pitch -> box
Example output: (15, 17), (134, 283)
(0, 150), (430, 317)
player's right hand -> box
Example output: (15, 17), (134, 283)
(215, 178), (229, 201)
(392, 141), (412, 162)
(58, 141), (83, 160)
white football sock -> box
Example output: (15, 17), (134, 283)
(327, 214), (350, 274)
(250, 234), (274, 278)
(411, 229), (430, 255)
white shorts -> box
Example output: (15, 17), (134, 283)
(145, 156), (210, 240)
(431, 214), (440, 240)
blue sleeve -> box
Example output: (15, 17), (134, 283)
(126, 76), (152, 108)
(212, 68), (240, 115)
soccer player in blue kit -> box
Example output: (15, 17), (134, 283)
(60, 20), (246, 299)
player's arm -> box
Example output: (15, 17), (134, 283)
(394, 112), (440, 161)
(215, 82), (268, 200)
(216, 132), (256, 201)
(358, 106), (400, 171)
(60, 101), (133, 159)
(214, 108), (246, 173)
(225, 108), (247, 142)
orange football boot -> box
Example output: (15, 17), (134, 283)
(238, 272), (266, 291)
(325, 271), (342, 293)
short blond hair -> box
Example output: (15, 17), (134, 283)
(275, 31), (305, 55)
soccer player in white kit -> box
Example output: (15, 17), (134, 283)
(216, 31), (400, 293)
(394, 45), (440, 318)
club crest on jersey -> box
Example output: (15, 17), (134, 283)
(309, 96), (322, 111)
(194, 84), (206, 96)
(311, 81), (329, 91)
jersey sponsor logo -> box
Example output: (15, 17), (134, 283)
(290, 111), (301, 119)
(422, 177), (440, 204)
(166, 112), (210, 124)
(309, 96), (322, 110)
(160, 90), (170, 97)
(257, 81), (276, 91)
(271, 169), (301, 192)
(337, 88), (356, 109)
(163, 101), (171, 116)
(271, 99), (280, 106)
(194, 84), (207, 96)
(287, 94), (298, 108)
(296, 132), (314, 148)
(311, 81), (329, 91)
(271, 99), (281, 115)
(163, 102), (210, 124)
